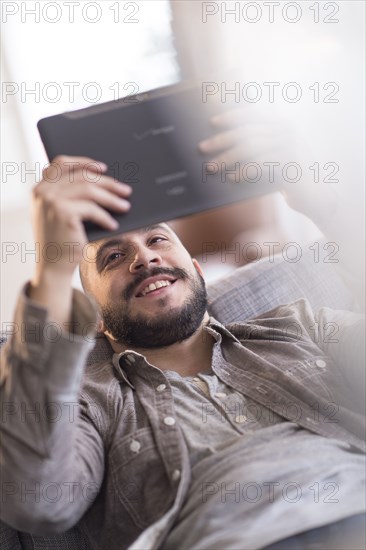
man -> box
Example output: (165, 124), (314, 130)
(0, 156), (365, 550)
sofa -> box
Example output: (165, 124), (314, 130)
(0, 245), (356, 549)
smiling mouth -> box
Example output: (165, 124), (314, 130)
(136, 279), (177, 298)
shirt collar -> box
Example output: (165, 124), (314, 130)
(205, 316), (240, 344)
(112, 316), (239, 384)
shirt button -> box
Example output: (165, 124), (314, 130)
(172, 469), (181, 481)
(235, 415), (247, 424)
(315, 359), (327, 369)
(215, 392), (227, 398)
(130, 440), (141, 453)
(156, 384), (167, 392)
(164, 416), (176, 426)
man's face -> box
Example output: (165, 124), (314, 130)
(83, 223), (208, 348)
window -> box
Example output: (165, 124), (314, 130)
(1, 0), (180, 207)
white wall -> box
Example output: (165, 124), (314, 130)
(1, 0), (179, 325)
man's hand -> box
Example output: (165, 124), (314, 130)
(199, 109), (288, 170)
(198, 108), (332, 221)
(29, 155), (132, 326)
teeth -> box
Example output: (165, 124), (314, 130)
(141, 280), (172, 296)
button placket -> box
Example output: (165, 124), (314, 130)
(163, 416), (176, 426)
(160, 402), (183, 489)
(171, 469), (181, 482)
(141, 370), (183, 492)
(130, 440), (141, 453)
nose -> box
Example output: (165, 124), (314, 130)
(128, 244), (162, 273)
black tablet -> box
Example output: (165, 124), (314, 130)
(38, 82), (275, 241)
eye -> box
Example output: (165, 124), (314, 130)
(105, 251), (125, 265)
(149, 235), (168, 245)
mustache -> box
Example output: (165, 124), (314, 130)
(123, 266), (189, 300)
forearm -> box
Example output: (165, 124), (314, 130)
(0, 286), (101, 533)
(29, 269), (74, 328)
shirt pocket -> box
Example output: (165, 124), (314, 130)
(285, 355), (334, 401)
(109, 426), (173, 529)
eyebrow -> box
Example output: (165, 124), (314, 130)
(95, 224), (169, 272)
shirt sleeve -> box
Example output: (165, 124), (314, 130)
(297, 300), (365, 411)
(0, 284), (105, 535)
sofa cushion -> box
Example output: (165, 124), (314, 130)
(207, 245), (355, 323)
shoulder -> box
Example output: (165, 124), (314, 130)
(225, 299), (316, 343)
(227, 298), (314, 328)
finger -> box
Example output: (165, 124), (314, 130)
(210, 136), (251, 166)
(210, 109), (245, 128)
(52, 155), (108, 171)
(212, 132), (285, 166)
(41, 171), (132, 200)
(72, 174), (133, 197)
(56, 176), (132, 203)
(71, 200), (121, 231)
(43, 156), (108, 182)
(60, 181), (131, 212)
(199, 128), (242, 154)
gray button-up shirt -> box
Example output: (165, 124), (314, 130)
(0, 286), (365, 550)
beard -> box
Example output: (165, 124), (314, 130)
(100, 266), (208, 349)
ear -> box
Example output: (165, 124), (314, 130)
(99, 321), (119, 348)
(88, 297), (105, 334)
(192, 258), (205, 279)
(97, 317), (105, 334)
